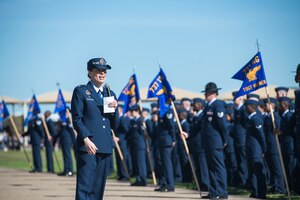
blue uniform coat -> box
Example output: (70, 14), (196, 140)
(202, 99), (228, 150)
(71, 82), (119, 154)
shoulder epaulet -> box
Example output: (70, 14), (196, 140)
(77, 84), (86, 88)
(74, 84), (87, 91)
(212, 100), (224, 109)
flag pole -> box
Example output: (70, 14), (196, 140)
(111, 129), (132, 183)
(104, 84), (133, 184)
(41, 115), (62, 172)
(265, 86), (291, 200)
(138, 100), (157, 186)
(170, 100), (202, 197)
(56, 84), (78, 137)
(255, 40), (290, 199)
(157, 58), (162, 69)
(256, 39), (260, 52)
(9, 115), (33, 170)
(29, 90), (61, 171)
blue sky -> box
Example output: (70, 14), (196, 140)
(1, 0), (300, 102)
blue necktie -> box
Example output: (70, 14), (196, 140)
(98, 90), (103, 102)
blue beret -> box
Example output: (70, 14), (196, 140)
(192, 98), (205, 106)
(129, 104), (140, 111)
(151, 110), (159, 115)
(247, 94), (260, 100)
(87, 58), (111, 71)
(142, 108), (150, 113)
(150, 103), (158, 108)
(263, 98), (277, 104)
(275, 87), (289, 93)
(258, 100), (265, 107)
(232, 91), (238, 97)
(245, 99), (258, 106)
(181, 98), (192, 103)
(278, 97), (291, 103)
(178, 109), (188, 115)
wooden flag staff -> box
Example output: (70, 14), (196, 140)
(170, 101), (202, 197)
(104, 84), (133, 184)
(9, 116), (33, 170)
(111, 129), (132, 183)
(41, 116), (62, 172)
(265, 86), (291, 200)
(138, 100), (157, 186)
(255, 41), (290, 200)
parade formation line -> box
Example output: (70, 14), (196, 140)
(0, 167), (252, 200)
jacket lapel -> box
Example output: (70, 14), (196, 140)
(87, 82), (102, 106)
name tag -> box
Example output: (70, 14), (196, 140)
(207, 111), (213, 116)
(86, 98), (94, 101)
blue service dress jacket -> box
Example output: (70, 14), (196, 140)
(202, 99), (228, 150)
(157, 109), (176, 148)
(189, 110), (204, 153)
(115, 115), (130, 142)
(46, 119), (57, 138)
(129, 117), (146, 150)
(26, 118), (44, 145)
(177, 119), (190, 150)
(71, 81), (119, 154)
(225, 122), (235, 154)
(246, 113), (267, 158)
(60, 120), (74, 145)
(263, 112), (280, 154)
(233, 104), (248, 147)
(280, 110), (296, 155)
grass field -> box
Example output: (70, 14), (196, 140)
(0, 148), (70, 172)
(0, 149), (299, 200)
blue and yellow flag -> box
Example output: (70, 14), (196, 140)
(0, 100), (10, 131)
(54, 89), (68, 122)
(118, 74), (141, 114)
(147, 68), (175, 117)
(232, 51), (268, 99)
(24, 95), (41, 127)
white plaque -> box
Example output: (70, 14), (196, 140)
(103, 96), (115, 113)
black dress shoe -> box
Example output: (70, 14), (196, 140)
(165, 188), (174, 192)
(249, 193), (256, 198)
(29, 169), (42, 173)
(154, 186), (174, 192)
(154, 186), (162, 191)
(250, 193), (267, 199)
(58, 171), (73, 176)
(130, 182), (147, 186)
(268, 188), (286, 195)
(256, 195), (267, 199)
(201, 195), (212, 199)
(154, 186), (166, 192)
(66, 171), (73, 176)
(216, 196), (228, 199)
(117, 177), (129, 181)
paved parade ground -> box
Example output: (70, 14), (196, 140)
(0, 167), (254, 200)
